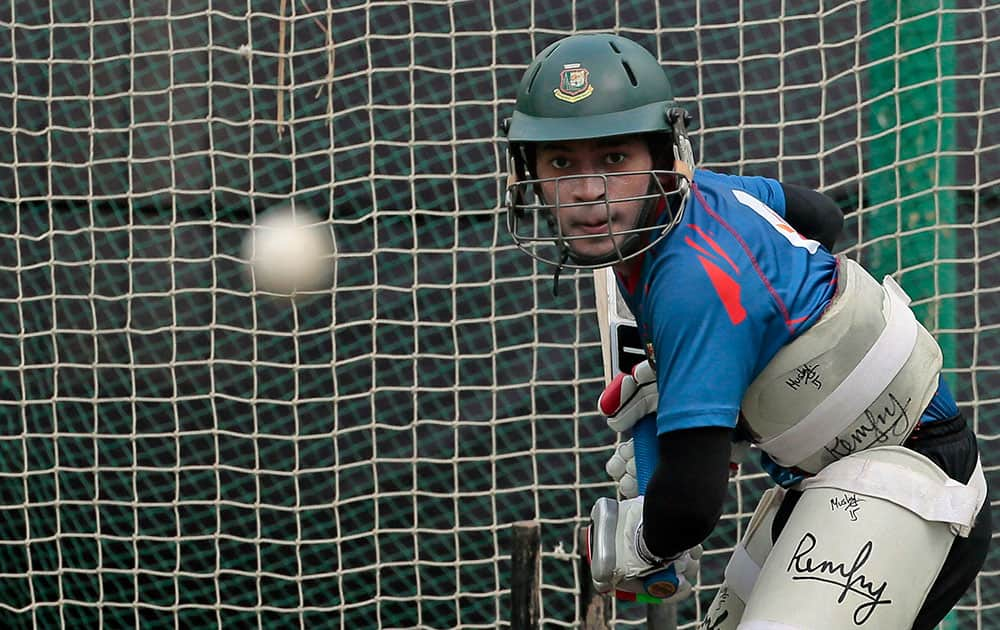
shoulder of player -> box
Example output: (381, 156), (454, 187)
(686, 171), (787, 233)
(642, 245), (732, 313)
(692, 167), (757, 187)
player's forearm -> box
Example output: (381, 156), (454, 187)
(642, 426), (733, 558)
(780, 182), (844, 251)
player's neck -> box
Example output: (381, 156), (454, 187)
(612, 257), (643, 294)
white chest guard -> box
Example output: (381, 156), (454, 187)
(741, 256), (942, 473)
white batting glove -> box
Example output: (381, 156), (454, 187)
(605, 439), (639, 499)
(588, 496), (701, 603)
(598, 360), (658, 434)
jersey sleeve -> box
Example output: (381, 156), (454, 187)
(696, 170), (787, 218)
(780, 183), (844, 251)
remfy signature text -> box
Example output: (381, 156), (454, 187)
(786, 532), (892, 625)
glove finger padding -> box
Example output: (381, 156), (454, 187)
(599, 360), (658, 433)
(588, 496), (700, 604)
(604, 439), (639, 499)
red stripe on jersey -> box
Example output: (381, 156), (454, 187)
(696, 254), (747, 325)
(691, 183), (796, 332)
(683, 235), (714, 260)
(687, 223), (740, 273)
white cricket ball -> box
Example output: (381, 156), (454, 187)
(243, 206), (336, 297)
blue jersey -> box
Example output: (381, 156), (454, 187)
(619, 169), (955, 441)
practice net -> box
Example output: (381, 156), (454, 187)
(0, 1), (996, 628)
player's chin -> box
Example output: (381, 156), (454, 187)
(567, 236), (620, 262)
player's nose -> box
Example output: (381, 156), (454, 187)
(564, 174), (606, 203)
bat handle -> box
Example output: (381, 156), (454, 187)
(631, 414), (680, 600)
(631, 415), (658, 494)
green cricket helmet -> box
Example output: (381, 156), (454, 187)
(500, 33), (695, 270)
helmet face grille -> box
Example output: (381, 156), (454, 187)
(503, 169), (691, 269)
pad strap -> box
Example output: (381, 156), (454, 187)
(760, 275), (918, 466)
(798, 452), (987, 537)
(723, 543), (760, 602)
(722, 486), (784, 602)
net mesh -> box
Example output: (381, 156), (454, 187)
(0, 1), (996, 628)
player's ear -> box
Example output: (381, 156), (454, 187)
(671, 159), (692, 181)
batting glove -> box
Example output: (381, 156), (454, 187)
(598, 360), (658, 434)
(587, 496), (701, 603)
(605, 439), (639, 499)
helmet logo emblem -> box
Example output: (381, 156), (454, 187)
(553, 63), (593, 103)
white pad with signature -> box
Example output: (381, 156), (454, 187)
(742, 256), (942, 473)
(737, 447), (983, 630)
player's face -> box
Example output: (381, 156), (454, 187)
(534, 136), (654, 261)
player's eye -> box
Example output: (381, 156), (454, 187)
(605, 152), (627, 166)
(549, 156), (571, 169)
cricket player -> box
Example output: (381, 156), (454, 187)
(499, 33), (990, 629)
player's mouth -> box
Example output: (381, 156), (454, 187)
(576, 221), (613, 235)
(570, 214), (619, 236)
